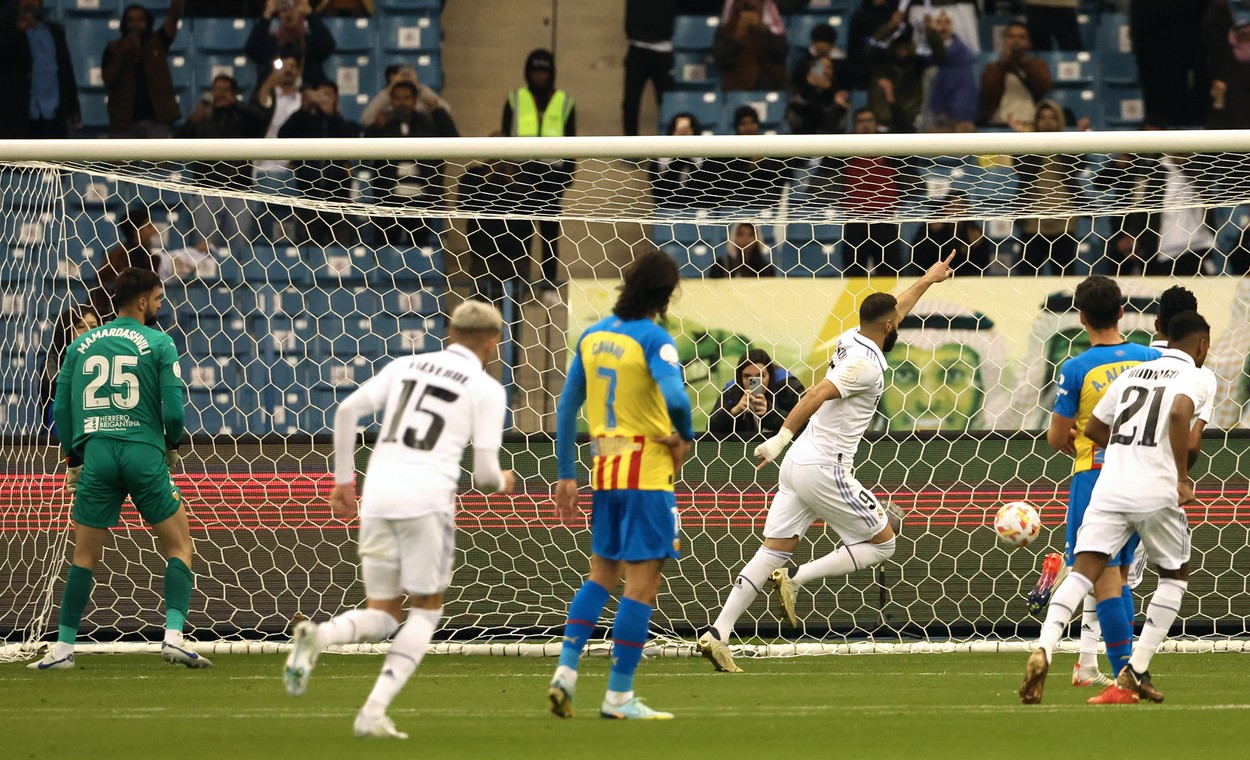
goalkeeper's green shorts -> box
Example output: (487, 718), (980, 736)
(73, 438), (183, 529)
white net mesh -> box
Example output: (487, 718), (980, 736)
(2, 133), (1249, 660)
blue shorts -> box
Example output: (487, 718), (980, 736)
(1066, 469), (1139, 569)
(590, 490), (681, 562)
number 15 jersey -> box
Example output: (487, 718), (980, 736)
(334, 343), (507, 520)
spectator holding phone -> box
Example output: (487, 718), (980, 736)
(708, 348), (805, 439)
(246, 0), (336, 88)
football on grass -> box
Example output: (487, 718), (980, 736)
(994, 501), (1041, 548)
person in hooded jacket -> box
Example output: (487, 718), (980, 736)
(501, 49), (576, 299)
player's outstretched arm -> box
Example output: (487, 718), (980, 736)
(329, 372), (390, 519)
(755, 379), (841, 468)
(894, 251), (956, 321)
(554, 352), (588, 525)
(470, 384), (509, 493)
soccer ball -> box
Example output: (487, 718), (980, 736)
(994, 501), (1042, 548)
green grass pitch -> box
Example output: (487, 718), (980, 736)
(4, 652), (1248, 759)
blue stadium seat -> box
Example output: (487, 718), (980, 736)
(0, 391), (40, 433)
(185, 388), (255, 435)
(2, 169), (67, 211)
(262, 315), (319, 358)
(65, 211), (118, 265)
(1046, 88), (1102, 129)
(653, 221), (730, 249)
(200, 54), (256, 95)
(378, 14), (441, 54)
(270, 286), (306, 317)
(324, 16), (374, 53)
(722, 90), (787, 129)
(166, 282), (256, 318)
(1039, 51), (1095, 89)
(660, 241), (716, 278)
(174, 314), (253, 358)
(1076, 12), (1096, 51)
(307, 317), (386, 360)
(672, 52), (719, 91)
(66, 17), (120, 89)
(303, 286), (382, 319)
(307, 245), (374, 284)
(778, 223), (841, 276)
(1096, 13), (1136, 86)
(659, 90), (723, 133)
(377, 284), (442, 317)
(373, 53), (444, 92)
(802, 0), (855, 12)
(77, 90), (110, 132)
(376, 316), (444, 355)
(377, 0), (443, 11)
(327, 53), (379, 101)
(368, 245), (444, 285)
(190, 17), (250, 53)
(168, 54), (194, 91)
(183, 356), (243, 391)
(63, 0), (119, 16)
(673, 15), (719, 52)
(1100, 87), (1144, 128)
(244, 246), (313, 286)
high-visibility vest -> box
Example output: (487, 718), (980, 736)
(509, 88), (572, 137)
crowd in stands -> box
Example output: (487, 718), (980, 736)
(2, 0), (1250, 285)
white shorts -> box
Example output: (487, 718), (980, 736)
(357, 512), (456, 598)
(1073, 503), (1191, 572)
(1127, 544), (1149, 589)
(763, 458), (888, 545)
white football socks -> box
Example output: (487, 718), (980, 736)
(1128, 578), (1187, 674)
(362, 607), (441, 717)
(318, 608), (400, 646)
(792, 539), (896, 587)
(1038, 572), (1094, 662)
(1078, 593), (1102, 669)
(711, 547), (791, 642)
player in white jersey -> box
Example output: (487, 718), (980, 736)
(1021, 311), (1213, 705)
(282, 301), (515, 739)
(696, 254), (955, 672)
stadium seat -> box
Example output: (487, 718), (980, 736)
(722, 90), (787, 129)
(1039, 51), (1095, 89)
(190, 17), (251, 54)
(303, 286), (382, 320)
(368, 245), (444, 285)
(127, 0), (176, 12)
(978, 14), (1020, 55)
(306, 245), (373, 284)
(167, 282), (257, 319)
(672, 52), (720, 91)
(174, 314), (253, 358)
(1046, 88), (1102, 129)
(653, 221), (730, 249)
(168, 54), (193, 91)
(185, 387), (255, 436)
(374, 53), (444, 92)
(659, 241), (715, 278)
(1076, 12), (1096, 51)
(0, 392), (40, 433)
(307, 317), (386, 360)
(200, 54), (256, 95)
(262, 315), (319, 358)
(659, 90), (723, 134)
(327, 53), (378, 99)
(802, 0), (855, 12)
(2, 170), (68, 211)
(1100, 87), (1145, 128)
(66, 17), (120, 88)
(378, 14), (441, 54)
(1096, 14), (1136, 86)
(63, 0), (119, 16)
(377, 0), (443, 11)
(244, 245), (313, 286)
(378, 285), (442, 317)
(323, 16), (374, 53)
(777, 223), (841, 276)
(167, 20), (189, 54)
(673, 15), (719, 52)
(376, 316), (444, 355)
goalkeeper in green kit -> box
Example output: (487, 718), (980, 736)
(29, 268), (211, 670)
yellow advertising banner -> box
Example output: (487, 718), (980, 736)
(568, 277), (1250, 432)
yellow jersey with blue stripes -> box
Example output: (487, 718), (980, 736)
(576, 316), (684, 491)
(1054, 341), (1160, 473)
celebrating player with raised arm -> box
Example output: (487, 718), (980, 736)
(30, 268), (208, 670)
(697, 254), (955, 674)
(548, 250), (695, 720)
(283, 301), (514, 740)
(1021, 311), (1214, 705)
(1038, 276), (1159, 689)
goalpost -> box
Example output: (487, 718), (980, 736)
(1, 131), (1248, 661)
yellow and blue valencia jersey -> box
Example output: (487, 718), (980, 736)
(1054, 342), (1160, 473)
(558, 315), (691, 491)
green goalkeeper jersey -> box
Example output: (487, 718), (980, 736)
(54, 316), (185, 458)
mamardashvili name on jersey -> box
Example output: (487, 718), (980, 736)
(577, 317), (683, 491)
(1054, 342), (1160, 473)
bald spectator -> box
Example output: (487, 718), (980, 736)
(978, 22), (1052, 127)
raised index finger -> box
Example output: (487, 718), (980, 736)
(944, 250), (957, 267)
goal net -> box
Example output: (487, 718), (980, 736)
(2, 131), (1248, 661)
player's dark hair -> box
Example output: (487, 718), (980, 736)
(733, 105), (759, 128)
(390, 80), (418, 99)
(859, 292), (897, 324)
(1168, 310), (1210, 344)
(120, 204), (150, 244)
(666, 111), (702, 135)
(111, 267), (162, 309)
(1073, 275), (1123, 330)
(1157, 285), (1198, 337)
(212, 74), (238, 93)
(120, 4), (153, 34)
(811, 23), (836, 44)
(614, 249), (680, 321)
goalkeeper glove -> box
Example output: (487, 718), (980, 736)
(165, 449), (181, 469)
(753, 427), (793, 465)
(66, 463), (82, 494)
